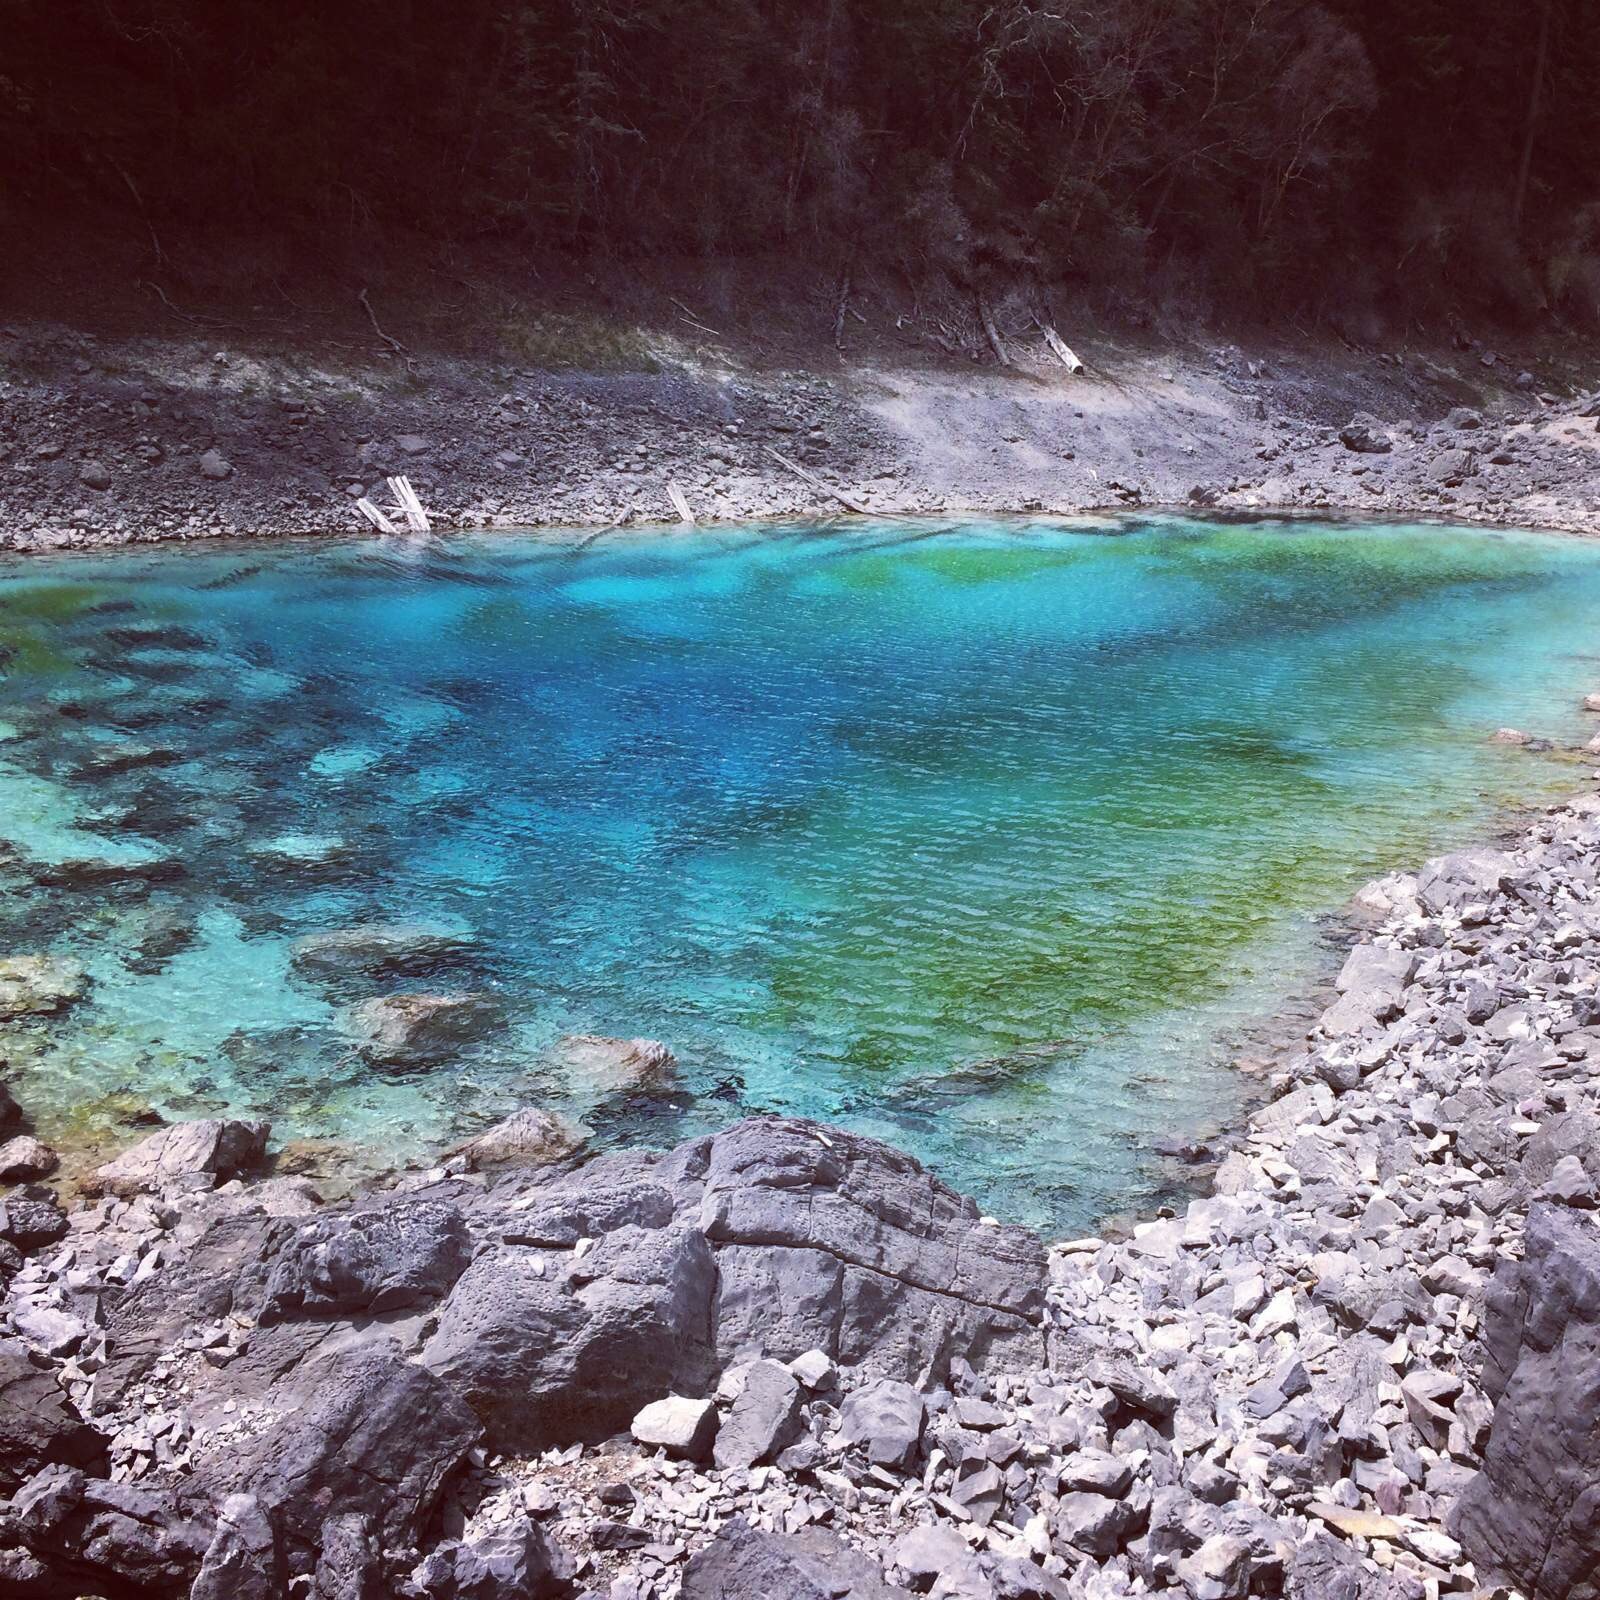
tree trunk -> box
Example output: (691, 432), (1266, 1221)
(1512, 0), (1553, 236)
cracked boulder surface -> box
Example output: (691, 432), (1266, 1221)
(0, 1116), (1048, 1592)
(419, 1116), (1048, 1450)
(1452, 1202), (1600, 1600)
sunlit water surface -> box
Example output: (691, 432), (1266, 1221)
(2, 515), (1598, 1231)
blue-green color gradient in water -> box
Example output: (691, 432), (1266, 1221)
(1, 515), (1599, 1232)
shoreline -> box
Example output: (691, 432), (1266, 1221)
(0, 721), (1596, 1597)
(1, 498), (1596, 567)
(6, 318), (1600, 557)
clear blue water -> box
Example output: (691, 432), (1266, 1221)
(1, 515), (1598, 1232)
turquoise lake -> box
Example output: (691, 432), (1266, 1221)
(1, 515), (1598, 1232)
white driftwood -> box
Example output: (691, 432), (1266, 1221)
(666, 481), (696, 525)
(1038, 323), (1084, 373)
(764, 446), (899, 518)
(386, 475), (431, 533)
(356, 498), (398, 534)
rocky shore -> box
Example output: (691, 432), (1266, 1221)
(4, 318), (1600, 549)
(3, 747), (1600, 1597)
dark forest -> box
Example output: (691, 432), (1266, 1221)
(2, 0), (1595, 324)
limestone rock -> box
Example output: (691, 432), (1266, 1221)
(0, 1338), (108, 1493)
(688, 1117), (1047, 1379)
(0, 1191), (69, 1252)
(632, 1394), (719, 1460)
(714, 1359), (800, 1470)
(260, 1197), (473, 1323)
(1453, 1204), (1600, 1600)
(347, 991), (499, 1065)
(6, 1466), (213, 1595)
(422, 1225), (717, 1452)
(449, 1106), (588, 1171)
(313, 1513), (382, 1600)
(191, 1493), (285, 1600)
(90, 1117), (270, 1196)
(207, 1345), (482, 1564)
(0, 1136), (58, 1182)
(682, 1518), (913, 1600)
(838, 1378), (925, 1470)
(1339, 415), (1392, 453)
(0, 956), (85, 1019)
(411, 1514), (567, 1599)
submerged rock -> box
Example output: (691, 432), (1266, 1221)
(346, 991), (500, 1065)
(0, 955), (85, 1019)
(549, 1034), (679, 1096)
(713, 1359), (801, 1469)
(291, 922), (477, 979)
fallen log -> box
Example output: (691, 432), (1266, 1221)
(666, 481), (696, 525)
(386, 475), (431, 533)
(764, 447), (901, 518)
(355, 498), (398, 534)
(1038, 322), (1084, 373)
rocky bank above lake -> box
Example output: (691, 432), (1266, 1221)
(3, 751), (1600, 1597)
(4, 317), (1600, 547)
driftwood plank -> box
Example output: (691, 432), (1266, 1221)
(356, 497), (398, 534)
(764, 446), (901, 518)
(386, 475), (431, 533)
(666, 480), (696, 525)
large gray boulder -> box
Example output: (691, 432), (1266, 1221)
(1321, 944), (1415, 1038)
(1415, 848), (1516, 917)
(3, 1466), (213, 1597)
(1453, 1204), (1600, 1600)
(190, 1494), (284, 1600)
(838, 1378), (926, 1469)
(681, 1518), (913, 1600)
(259, 1198), (472, 1323)
(90, 1118), (270, 1197)
(421, 1223), (717, 1451)
(411, 1514), (568, 1599)
(204, 1344), (481, 1566)
(712, 1359), (800, 1470)
(418, 1119), (1045, 1450)
(0, 1338), (108, 1493)
(448, 1107), (587, 1172)
(677, 1118), (1047, 1379)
